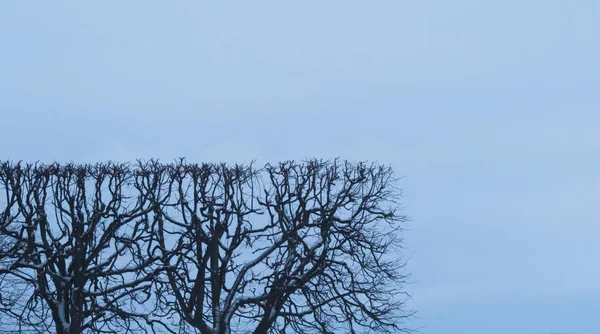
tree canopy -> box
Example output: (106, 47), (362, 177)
(0, 159), (412, 334)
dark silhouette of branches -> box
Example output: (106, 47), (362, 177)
(0, 162), (170, 333)
(0, 159), (412, 334)
(153, 160), (411, 334)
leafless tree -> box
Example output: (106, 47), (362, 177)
(0, 160), (412, 334)
(0, 162), (170, 334)
(153, 159), (412, 334)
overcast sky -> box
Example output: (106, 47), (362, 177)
(1, 1), (599, 333)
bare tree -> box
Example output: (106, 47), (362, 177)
(153, 159), (411, 334)
(0, 159), (412, 334)
(0, 162), (170, 333)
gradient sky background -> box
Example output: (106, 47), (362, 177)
(1, 1), (599, 333)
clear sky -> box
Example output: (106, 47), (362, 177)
(1, 1), (599, 333)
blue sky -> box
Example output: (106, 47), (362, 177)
(1, 1), (599, 333)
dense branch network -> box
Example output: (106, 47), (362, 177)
(0, 160), (412, 334)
